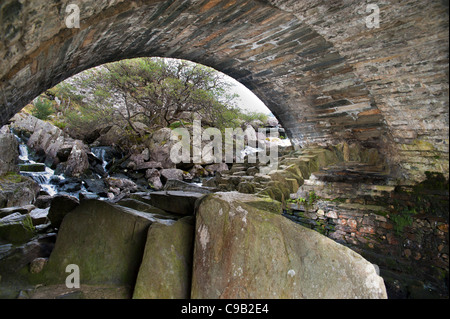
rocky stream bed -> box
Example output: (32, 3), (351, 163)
(0, 112), (447, 299)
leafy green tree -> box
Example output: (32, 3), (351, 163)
(31, 97), (54, 120)
(70, 58), (238, 135)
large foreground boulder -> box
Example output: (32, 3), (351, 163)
(133, 216), (194, 299)
(42, 200), (163, 288)
(191, 192), (387, 299)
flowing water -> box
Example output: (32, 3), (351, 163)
(91, 146), (111, 177)
(16, 140), (65, 196)
(13, 134), (109, 198)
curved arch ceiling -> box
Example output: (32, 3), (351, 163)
(1, 0), (448, 181)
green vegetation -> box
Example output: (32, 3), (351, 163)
(31, 97), (54, 120)
(0, 172), (26, 183)
(393, 171), (448, 219)
(390, 208), (417, 235)
(288, 191), (320, 207)
(387, 171), (448, 235)
(32, 57), (269, 148)
(21, 215), (36, 233)
(58, 58), (238, 133)
(239, 111), (269, 125)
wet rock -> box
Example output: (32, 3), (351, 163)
(134, 161), (163, 171)
(105, 177), (138, 194)
(189, 164), (209, 178)
(11, 112), (70, 167)
(0, 205), (35, 218)
(55, 179), (82, 194)
(0, 213), (35, 244)
(83, 179), (108, 196)
(18, 163), (46, 172)
(0, 173), (40, 209)
(56, 145), (74, 163)
(88, 153), (107, 177)
(47, 194), (79, 229)
(145, 168), (163, 190)
(59, 141), (90, 177)
(128, 152), (161, 171)
(34, 195), (53, 208)
(29, 207), (50, 226)
(160, 168), (184, 183)
(204, 163), (229, 175)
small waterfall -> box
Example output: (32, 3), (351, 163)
(18, 144), (30, 162)
(91, 146), (111, 177)
(240, 146), (263, 158)
(14, 134), (65, 196)
(93, 147), (108, 171)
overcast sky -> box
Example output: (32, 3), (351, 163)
(226, 77), (272, 115)
(167, 57), (272, 116)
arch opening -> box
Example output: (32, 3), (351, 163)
(1, 0), (449, 300)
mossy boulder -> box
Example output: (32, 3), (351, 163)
(0, 213), (36, 244)
(42, 199), (158, 287)
(236, 181), (255, 194)
(301, 148), (340, 167)
(259, 181), (290, 202)
(18, 163), (46, 172)
(191, 192), (387, 299)
(291, 159), (313, 180)
(133, 216), (194, 299)
(0, 173), (40, 208)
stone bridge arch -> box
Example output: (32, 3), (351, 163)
(1, 0), (448, 183)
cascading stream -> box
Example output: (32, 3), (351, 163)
(16, 137), (64, 196)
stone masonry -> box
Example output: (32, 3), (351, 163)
(0, 0), (448, 184)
